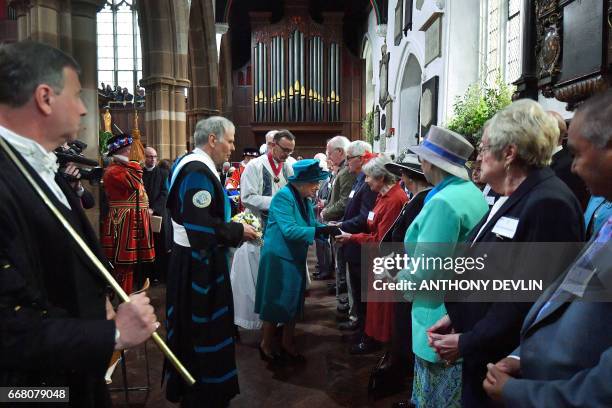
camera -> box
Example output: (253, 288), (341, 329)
(55, 140), (104, 184)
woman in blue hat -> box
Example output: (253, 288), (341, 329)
(255, 159), (339, 363)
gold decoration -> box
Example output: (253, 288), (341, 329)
(301, 85), (305, 95)
(281, 89), (286, 98)
(103, 108), (112, 133)
(129, 110), (145, 163)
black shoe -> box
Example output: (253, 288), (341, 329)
(349, 337), (381, 355)
(336, 302), (350, 313)
(336, 313), (350, 322)
(391, 402), (415, 408)
(259, 345), (283, 363)
(338, 320), (359, 331)
(280, 347), (306, 364)
(341, 331), (362, 342)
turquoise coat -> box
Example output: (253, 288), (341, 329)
(254, 185), (323, 323)
(398, 176), (488, 362)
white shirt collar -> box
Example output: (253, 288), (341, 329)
(193, 147), (220, 181)
(113, 154), (129, 163)
(144, 165), (155, 171)
(0, 124), (59, 174)
(553, 145), (563, 155)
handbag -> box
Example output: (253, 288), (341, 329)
(367, 351), (407, 400)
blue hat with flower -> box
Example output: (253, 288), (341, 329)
(288, 159), (330, 183)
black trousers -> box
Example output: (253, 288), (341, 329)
(315, 237), (332, 276)
(391, 301), (414, 372)
(347, 261), (365, 328)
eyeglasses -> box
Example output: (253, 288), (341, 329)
(478, 144), (492, 153)
(276, 144), (294, 154)
(346, 155), (362, 161)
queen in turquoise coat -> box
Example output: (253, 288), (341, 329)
(255, 159), (334, 363)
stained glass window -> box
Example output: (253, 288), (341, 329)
(97, 0), (142, 95)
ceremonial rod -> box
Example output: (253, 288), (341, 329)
(0, 136), (196, 386)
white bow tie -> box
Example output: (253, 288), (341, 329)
(33, 150), (59, 174)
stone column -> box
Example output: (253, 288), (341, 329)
(186, 0), (219, 137)
(139, 0), (189, 160)
(70, 0), (104, 160)
(9, 0), (63, 46)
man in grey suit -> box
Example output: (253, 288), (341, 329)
(322, 136), (356, 310)
(484, 90), (612, 407)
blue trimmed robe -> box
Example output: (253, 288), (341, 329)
(164, 157), (244, 407)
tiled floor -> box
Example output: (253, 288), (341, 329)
(109, 279), (411, 407)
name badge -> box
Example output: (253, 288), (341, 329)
(560, 266), (597, 298)
(491, 216), (519, 239)
(349, 190), (356, 199)
(486, 195), (496, 206)
(367, 211), (375, 221)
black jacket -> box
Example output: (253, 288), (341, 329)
(0, 141), (115, 407)
(340, 172), (377, 261)
(143, 165), (172, 250)
(445, 167), (585, 407)
(550, 147), (590, 210)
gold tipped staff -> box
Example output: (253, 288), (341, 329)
(0, 136), (196, 386)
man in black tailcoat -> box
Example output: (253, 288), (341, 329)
(0, 41), (157, 407)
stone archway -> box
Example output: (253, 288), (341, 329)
(362, 35), (375, 114)
(398, 54), (421, 152)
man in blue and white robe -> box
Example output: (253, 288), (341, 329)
(164, 117), (256, 408)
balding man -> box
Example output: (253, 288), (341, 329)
(548, 110), (589, 209)
(143, 146), (170, 284)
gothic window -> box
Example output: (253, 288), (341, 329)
(97, 0), (142, 94)
(481, 0), (522, 86)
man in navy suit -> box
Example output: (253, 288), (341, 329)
(484, 90), (612, 406)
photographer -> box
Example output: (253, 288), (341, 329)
(56, 140), (102, 209)
(61, 160), (95, 209)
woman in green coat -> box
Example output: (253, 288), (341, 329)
(397, 126), (489, 407)
(255, 159), (338, 364)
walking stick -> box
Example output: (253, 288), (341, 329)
(0, 136), (196, 386)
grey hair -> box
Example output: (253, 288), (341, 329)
(327, 135), (350, 152)
(488, 99), (558, 168)
(575, 89), (612, 148)
(265, 130), (278, 142)
(362, 154), (397, 185)
(0, 41), (81, 108)
(193, 116), (235, 147)
(347, 140), (372, 157)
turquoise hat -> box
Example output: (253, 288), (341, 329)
(288, 159), (330, 183)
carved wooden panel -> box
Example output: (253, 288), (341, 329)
(534, 0), (611, 108)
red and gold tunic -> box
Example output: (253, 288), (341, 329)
(101, 160), (155, 266)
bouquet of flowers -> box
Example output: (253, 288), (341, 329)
(231, 211), (263, 246)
